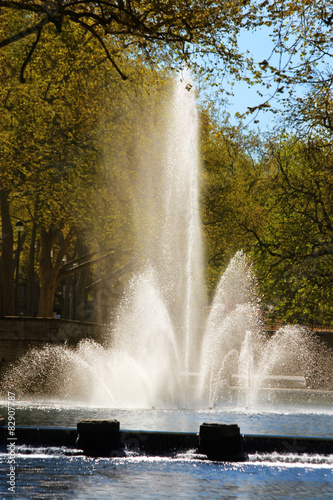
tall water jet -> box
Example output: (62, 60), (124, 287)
(130, 76), (207, 406)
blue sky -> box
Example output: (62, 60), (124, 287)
(227, 27), (280, 131)
(196, 24), (314, 132)
(195, 27), (280, 131)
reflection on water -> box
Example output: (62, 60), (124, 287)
(0, 393), (332, 436)
(0, 448), (332, 500)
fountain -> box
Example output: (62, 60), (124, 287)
(1, 76), (332, 411)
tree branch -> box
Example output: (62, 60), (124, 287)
(76, 19), (128, 80)
(20, 26), (42, 83)
(0, 16), (49, 49)
(58, 249), (115, 280)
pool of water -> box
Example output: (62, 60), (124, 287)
(0, 446), (332, 499)
(0, 391), (332, 437)
(0, 396), (332, 499)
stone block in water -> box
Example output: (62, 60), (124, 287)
(76, 419), (121, 456)
(199, 423), (242, 460)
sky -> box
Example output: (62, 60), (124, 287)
(207, 27), (291, 132)
(227, 28), (280, 131)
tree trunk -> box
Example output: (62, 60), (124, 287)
(38, 227), (73, 317)
(73, 240), (90, 321)
(0, 189), (14, 316)
(38, 279), (58, 317)
(75, 267), (89, 321)
(27, 223), (37, 316)
(38, 228), (60, 317)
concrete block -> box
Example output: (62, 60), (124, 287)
(76, 419), (122, 456)
(199, 422), (243, 460)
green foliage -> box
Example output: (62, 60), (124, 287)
(251, 136), (333, 325)
(0, 0), (250, 87)
(200, 104), (265, 295)
(2, 1), (333, 324)
(201, 102), (333, 326)
(0, 12), (176, 316)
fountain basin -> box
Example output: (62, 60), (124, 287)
(1, 424), (332, 458)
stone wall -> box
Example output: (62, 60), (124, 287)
(1, 318), (332, 377)
(311, 330), (333, 349)
(0, 318), (108, 375)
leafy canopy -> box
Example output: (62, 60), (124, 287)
(0, 0), (251, 84)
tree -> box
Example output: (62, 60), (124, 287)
(248, 135), (333, 325)
(200, 104), (265, 294)
(222, 1), (333, 119)
(0, 10), (181, 318)
(0, 14), (126, 317)
(264, 0), (333, 85)
(0, 1), (255, 86)
(0, 190), (15, 315)
(283, 71), (333, 137)
(2, 1), (333, 118)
